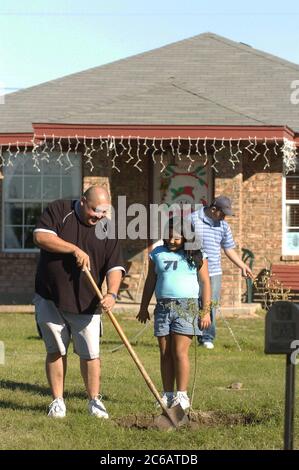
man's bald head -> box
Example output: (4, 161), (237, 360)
(80, 186), (111, 226)
(83, 186), (110, 204)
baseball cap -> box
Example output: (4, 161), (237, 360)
(211, 196), (234, 216)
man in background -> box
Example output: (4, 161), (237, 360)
(191, 195), (253, 349)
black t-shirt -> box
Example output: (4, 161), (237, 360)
(34, 199), (125, 314)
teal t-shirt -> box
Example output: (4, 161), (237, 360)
(149, 245), (205, 299)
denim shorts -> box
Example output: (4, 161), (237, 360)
(154, 298), (202, 337)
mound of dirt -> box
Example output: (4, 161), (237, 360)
(114, 409), (258, 430)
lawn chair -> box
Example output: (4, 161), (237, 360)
(242, 248), (254, 303)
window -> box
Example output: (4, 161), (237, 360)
(283, 162), (299, 254)
(3, 152), (82, 251)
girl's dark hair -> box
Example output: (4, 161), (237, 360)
(163, 216), (204, 270)
(185, 248), (203, 270)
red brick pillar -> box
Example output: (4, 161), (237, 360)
(214, 152), (243, 308)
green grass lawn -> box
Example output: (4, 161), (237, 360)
(0, 311), (298, 450)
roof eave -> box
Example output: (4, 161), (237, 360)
(33, 123), (296, 141)
(0, 124), (298, 146)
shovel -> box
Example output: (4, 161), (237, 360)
(84, 268), (189, 430)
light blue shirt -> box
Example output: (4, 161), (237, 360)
(150, 245), (206, 299)
(191, 207), (235, 276)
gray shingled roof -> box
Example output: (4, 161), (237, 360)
(1, 32), (299, 133)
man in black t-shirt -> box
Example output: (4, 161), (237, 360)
(33, 185), (125, 419)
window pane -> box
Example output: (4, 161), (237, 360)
(72, 155), (81, 167)
(25, 203), (42, 225)
(5, 202), (23, 225)
(24, 154), (40, 175)
(286, 204), (299, 227)
(3, 151), (81, 251)
(64, 154), (81, 172)
(43, 176), (60, 199)
(24, 226), (35, 249)
(286, 177), (299, 199)
(4, 175), (23, 199)
(42, 155), (63, 175)
(4, 154), (24, 175)
(286, 229), (299, 252)
(291, 160), (299, 176)
(24, 176), (42, 199)
(5, 226), (22, 249)
(61, 177), (79, 199)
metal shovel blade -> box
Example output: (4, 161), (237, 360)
(154, 404), (190, 431)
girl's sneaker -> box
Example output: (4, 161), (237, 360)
(88, 396), (109, 419)
(48, 397), (66, 418)
(172, 391), (190, 410)
(156, 392), (175, 408)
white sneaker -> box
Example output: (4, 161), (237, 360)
(88, 396), (109, 419)
(172, 391), (190, 410)
(48, 397), (66, 418)
(203, 341), (214, 350)
(156, 392), (175, 408)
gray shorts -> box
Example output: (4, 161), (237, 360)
(154, 298), (202, 337)
(34, 294), (102, 359)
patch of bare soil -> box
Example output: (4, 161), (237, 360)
(114, 409), (261, 430)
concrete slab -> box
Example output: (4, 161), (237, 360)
(0, 302), (263, 316)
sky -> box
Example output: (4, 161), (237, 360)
(1, 0), (299, 93)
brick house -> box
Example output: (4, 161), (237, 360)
(0, 32), (298, 306)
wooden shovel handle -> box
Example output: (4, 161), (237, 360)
(84, 268), (177, 426)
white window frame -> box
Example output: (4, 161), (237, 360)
(2, 151), (82, 253)
(282, 165), (299, 255)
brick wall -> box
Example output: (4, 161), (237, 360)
(0, 252), (39, 303)
(82, 146), (150, 293)
(85, 143), (150, 274)
(0, 145), (292, 307)
(110, 143), (150, 282)
(242, 151), (283, 304)
(214, 149), (284, 307)
(242, 151), (282, 267)
(214, 150), (244, 307)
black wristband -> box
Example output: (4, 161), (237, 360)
(107, 292), (117, 301)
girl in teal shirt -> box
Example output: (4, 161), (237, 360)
(137, 216), (211, 410)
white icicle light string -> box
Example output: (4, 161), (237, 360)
(0, 134), (297, 173)
(281, 138), (297, 173)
